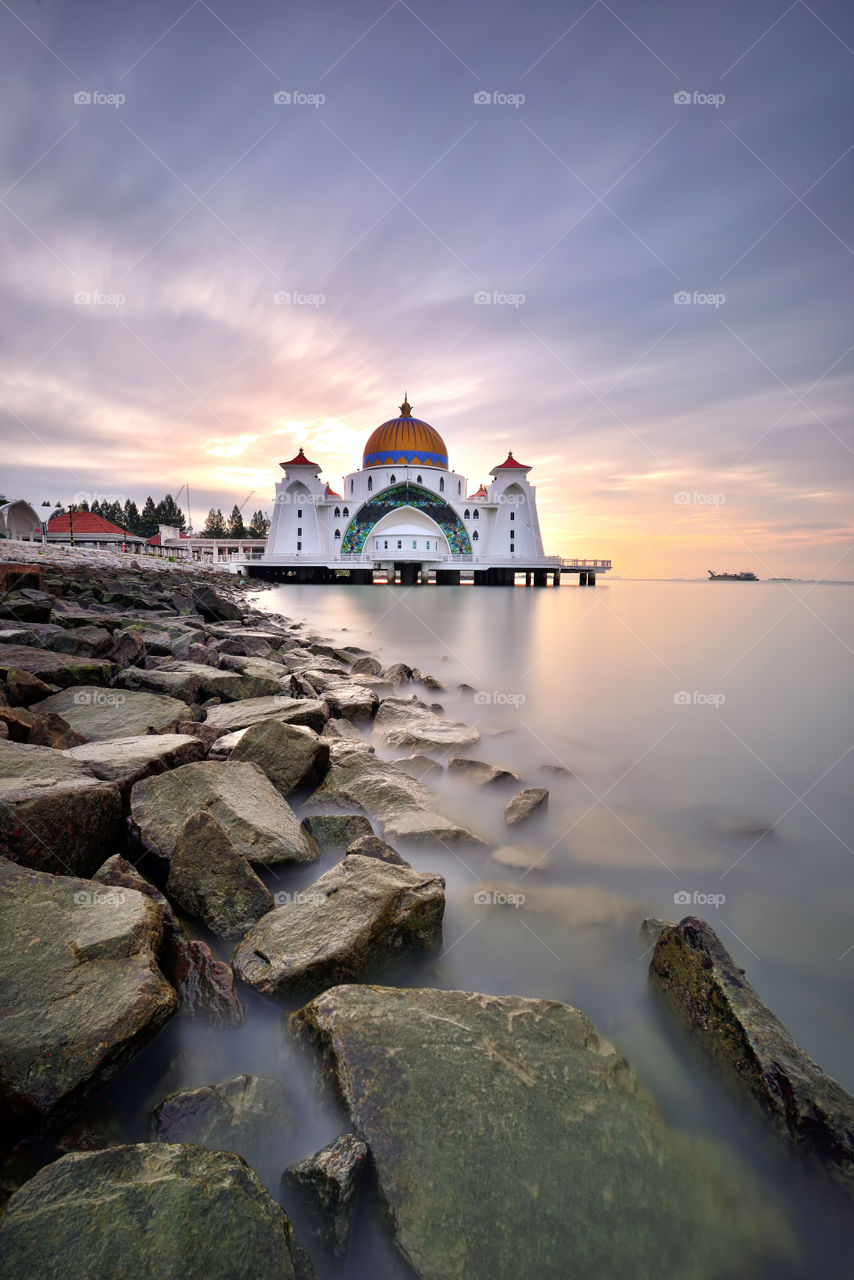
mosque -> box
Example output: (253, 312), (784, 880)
(254, 398), (610, 585)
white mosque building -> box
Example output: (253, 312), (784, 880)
(254, 397), (610, 585)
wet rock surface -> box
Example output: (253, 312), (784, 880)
(505, 785), (549, 825)
(167, 812), (274, 940)
(151, 1074), (293, 1170)
(229, 718), (330, 796)
(284, 1132), (368, 1257)
(31, 686), (186, 741)
(371, 697), (479, 752)
(650, 916), (854, 1197)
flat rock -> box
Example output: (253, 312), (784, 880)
(311, 743), (485, 848)
(0, 644), (112, 689)
(292, 985), (794, 1280)
(321, 716), (364, 741)
(203, 694), (329, 735)
(505, 786), (549, 825)
(130, 760), (316, 867)
(301, 812), (373, 850)
(167, 812), (274, 940)
(116, 662), (283, 706)
(31, 686), (186, 741)
(233, 855), (445, 1000)
(392, 754), (444, 782)
(230, 718), (330, 796)
(284, 1132), (368, 1257)
(0, 857), (177, 1135)
(320, 680), (379, 721)
(0, 742), (123, 876)
(371, 697), (479, 753)
(448, 757), (520, 786)
(151, 1075), (293, 1171)
(63, 733), (206, 789)
(0, 1144), (302, 1280)
(650, 916), (854, 1197)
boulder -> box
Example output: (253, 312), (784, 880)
(650, 916), (854, 1197)
(0, 590), (53, 622)
(320, 680), (379, 722)
(311, 743), (485, 848)
(107, 628), (146, 668)
(448, 757), (520, 786)
(203, 694), (329, 735)
(0, 857), (177, 1135)
(30, 686), (186, 741)
(230, 719), (330, 796)
(371, 697), (479, 753)
(151, 1075), (293, 1173)
(321, 716), (364, 741)
(381, 662), (412, 685)
(232, 855), (445, 1000)
(301, 812), (373, 850)
(345, 833), (410, 867)
(4, 667), (54, 707)
(292, 985), (794, 1280)
(64, 733), (206, 790)
(392, 754), (444, 783)
(27, 711), (86, 749)
(0, 644), (112, 689)
(0, 742), (123, 876)
(284, 1133), (368, 1257)
(207, 726), (249, 757)
(0, 1144), (304, 1280)
(192, 584), (243, 621)
(116, 662), (283, 706)
(0, 704), (37, 741)
(505, 786), (549, 825)
(130, 760), (317, 867)
(349, 655), (383, 676)
(167, 813), (274, 940)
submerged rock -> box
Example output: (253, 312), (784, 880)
(505, 786), (549, 825)
(229, 719), (330, 796)
(0, 1144), (304, 1280)
(31, 686), (186, 741)
(0, 742), (123, 876)
(284, 1132), (368, 1257)
(292, 984), (795, 1280)
(371, 697), (479, 753)
(650, 916), (854, 1197)
(130, 760), (317, 867)
(448, 756), (520, 786)
(167, 812), (274, 940)
(0, 857), (177, 1136)
(151, 1075), (293, 1168)
(233, 855), (445, 1001)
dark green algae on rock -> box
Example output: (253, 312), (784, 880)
(291, 984), (796, 1280)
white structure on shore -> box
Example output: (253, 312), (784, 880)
(260, 397), (576, 583)
(0, 500), (42, 541)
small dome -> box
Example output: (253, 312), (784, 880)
(363, 397), (448, 470)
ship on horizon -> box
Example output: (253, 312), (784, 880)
(708, 569), (758, 581)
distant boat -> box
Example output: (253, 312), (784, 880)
(708, 570), (758, 581)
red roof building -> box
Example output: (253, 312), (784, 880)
(44, 511), (145, 546)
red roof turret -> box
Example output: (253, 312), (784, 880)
(489, 451), (531, 475)
(279, 446), (320, 470)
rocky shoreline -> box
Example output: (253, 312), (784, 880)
(0, 544), (852, 1277)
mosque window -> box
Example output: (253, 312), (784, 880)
(412, 540), (417, 549)
(439, 478), (444, 493)
(350, 480), (354, 493)
(472, 509), (479, 520)
(458, 481), (461, 494)
(367, 477), (373, 492)
(472, 530), (479, 541)
(417, 475), (422, 484)
(510, 512), (514, 521)
(343, 507), (349, 517)
(334, 507), (340, 518)
(390, 475), (396, 484)
(464, 509), (470, 519)
(334, 529), (341, 539)
(297, 541), (302, 550)
(397, 540), (402, 549)
(384, 540), (388, 549)
(297, 527), (302, 536)
(297, 509), (303, 518)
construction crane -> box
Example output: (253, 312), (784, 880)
(173, 482), (193, 534)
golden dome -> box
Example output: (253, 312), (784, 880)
(363, 397), (448, 469)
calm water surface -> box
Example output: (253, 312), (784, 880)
(105, 579), (854, 1278)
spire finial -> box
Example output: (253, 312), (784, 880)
(399, 392), (412, 416)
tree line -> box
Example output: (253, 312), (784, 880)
(40, 495), (270, 540)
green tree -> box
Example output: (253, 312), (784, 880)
(41, 500), (52, 507)
(123, 499), (141, 535)
(248, 509), (270, 538)
(227, 504), (246, 538)
(77, 498), (90, 512)
(138, 496), (159, 538)
(155, 493), (186, 530)
(202, 508), (226, 538)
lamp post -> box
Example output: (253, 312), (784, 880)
(68, 504), (75, 545)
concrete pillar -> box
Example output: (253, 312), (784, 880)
(552, 569), (561, 586)
(474, 572), (488, 586)
(525, 571), (532, 586)
(533, 570), (547, 587)
(400, 563), (419, 586)
(588, 572), (596, 586)
(436, 569), (460, 585)
(579, 570), (588, 586)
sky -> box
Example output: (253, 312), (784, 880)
(0, 0), (852, 578)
